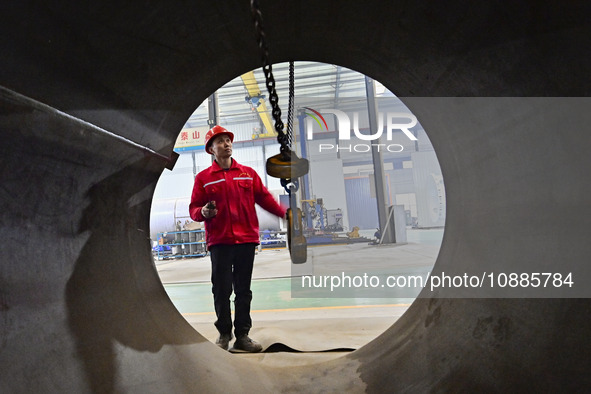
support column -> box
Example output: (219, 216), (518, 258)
(365, 76), (394, 243)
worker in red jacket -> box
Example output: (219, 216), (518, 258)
(189, 125), (286, 352)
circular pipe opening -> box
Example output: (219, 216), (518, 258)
(150, 61), (445, 361)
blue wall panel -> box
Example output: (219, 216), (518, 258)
(344, 177), (379, 230)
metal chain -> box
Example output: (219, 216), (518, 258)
(250, 0), (291, 153)
(286, 61), (295, 146)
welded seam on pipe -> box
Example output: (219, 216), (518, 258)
(0, 85), (175, 165)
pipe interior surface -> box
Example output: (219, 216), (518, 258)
(1, 1), (590, 392)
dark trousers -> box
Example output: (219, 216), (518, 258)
(209, 243), (256, 337)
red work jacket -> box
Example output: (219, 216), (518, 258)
(189, 159), (286, 247)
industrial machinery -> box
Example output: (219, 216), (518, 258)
(300, 198), (370, 245)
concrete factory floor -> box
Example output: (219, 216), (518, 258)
(156, 229), (442, 366)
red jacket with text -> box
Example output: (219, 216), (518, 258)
(189, 159), (286, 247)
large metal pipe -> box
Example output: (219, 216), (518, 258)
(1, 1), (590, 392)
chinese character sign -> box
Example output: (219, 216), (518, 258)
(174, 126), (209, 152)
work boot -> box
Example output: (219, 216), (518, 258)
(215, 333), (233, 350)
(233, 335), (263, 353)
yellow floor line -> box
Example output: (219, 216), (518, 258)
(182, 303), (411, 316)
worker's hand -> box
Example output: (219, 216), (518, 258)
(202, 201), (217, 219)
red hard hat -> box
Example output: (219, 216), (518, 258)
(204, 125), (234, 154)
